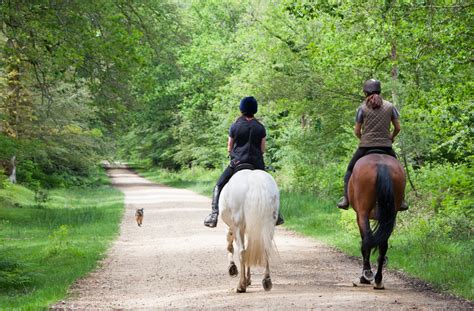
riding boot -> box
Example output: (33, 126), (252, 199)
(204, 185), (221, 228)
(399, 200), (409, 211)
(337, 171), (351, 210)
(276, 211), (284, 226)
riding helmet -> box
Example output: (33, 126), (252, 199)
(239, 96), (258, 115)
(363, 79), (381, 95)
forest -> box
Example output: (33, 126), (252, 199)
(0, 0), (472, 305)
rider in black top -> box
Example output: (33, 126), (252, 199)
(203, 96), (284, 228)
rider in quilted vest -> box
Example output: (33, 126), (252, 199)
(337, 79), (408, 211)
(203, 96), (284, 228)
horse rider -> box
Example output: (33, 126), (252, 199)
(204, 96), (285, 228)
(337, 79), (408, 211)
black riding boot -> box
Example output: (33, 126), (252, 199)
(400, 200), (409, 211)
(204, 185), (221, 228)
(337, 171), (351, 210)
(276, 211), (284, 226)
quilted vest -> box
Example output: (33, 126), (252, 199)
(359, 100), (394, 147)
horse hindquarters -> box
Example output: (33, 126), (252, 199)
(244, 172), (278, 268)
(220, 170), (278, 292)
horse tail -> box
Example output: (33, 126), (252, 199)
(244, 172), (278, 267)
(368, 164), (397, 249)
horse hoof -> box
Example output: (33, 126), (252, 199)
(363, 269), (374, 282)
(228, 263), (238, 277)
(360, 276), (371, 284)
(247, 278), (252, 286)
(374, 282), (385, 290)
(262, 277), (272, 291)
(236, 287), (246, 293)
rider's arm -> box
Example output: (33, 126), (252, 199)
(390, 119), (401, 142)
(354, 122), (362, 139)
(390, 106), (401, 142)
(227, 136), (234, 154)
(354, 107), (363, 139)
(261, 137), (266, 154)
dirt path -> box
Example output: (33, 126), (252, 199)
(53, 168), (471, 310)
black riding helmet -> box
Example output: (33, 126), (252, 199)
(363, 79), (381, 95)
(239, 96), (258, 116)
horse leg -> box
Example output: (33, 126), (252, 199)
(236, 228), (247, 293)
(262, 260), (272, 291)
(374, 240), (388, 289)
(227, 228), (238, 277)
(246, 267), (251, 286)
(357, 214), (374, 284)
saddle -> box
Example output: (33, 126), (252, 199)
(233, 163), (255, 173)
(365, 149), (392, 156)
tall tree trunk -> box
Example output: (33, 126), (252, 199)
(8, 155), (16, 184)
(391, 40), (417, 195)
(6, 38), (21, 138)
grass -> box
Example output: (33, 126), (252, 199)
(0, 179), (124, 309)
(141, 167), (473, 301)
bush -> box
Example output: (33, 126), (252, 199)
(412, 162), (473, 240)
(46, 225), (70, 257)
(0, 257), (36, 292)
(0, 174), (8, 189)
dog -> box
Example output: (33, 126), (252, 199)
(135, 208), (144, 227)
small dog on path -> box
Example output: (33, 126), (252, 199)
(135, 208), (144, 227)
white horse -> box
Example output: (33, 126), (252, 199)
(219, 169), (279, 293)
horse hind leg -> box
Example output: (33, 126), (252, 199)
(374, 240), (388, 290)
(227, 229), (238, 277)
(235, 228), (247, 293)
(358, 214), (374, 284)
(246, 267), (251, 286)
(262, 260), (272, 291)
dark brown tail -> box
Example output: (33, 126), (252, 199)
(365, 164), (397, 249)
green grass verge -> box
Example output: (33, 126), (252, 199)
(0, 180), (124, 309)
(141, 168), (473, 301)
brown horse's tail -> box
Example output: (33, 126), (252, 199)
(366, 164), (397, 250)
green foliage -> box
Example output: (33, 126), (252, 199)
(34, 189), (49, 208)
(0, 257), (37, 292)
(408, 163), (473, 240)
(46, 225), (70, 256)
(0, 1), (183, 186)
(0, 174), (7, 189)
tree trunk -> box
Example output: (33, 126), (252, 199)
(391, 40), (417, 195)
(8, 155), (16, 184)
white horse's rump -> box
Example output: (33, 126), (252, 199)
(219, 169), (279, 292)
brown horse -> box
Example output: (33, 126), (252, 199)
(348, 153), (406, 289)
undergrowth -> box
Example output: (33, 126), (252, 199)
(0, 173), (124, 309)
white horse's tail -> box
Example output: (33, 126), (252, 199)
(244, 171), (279, 267)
